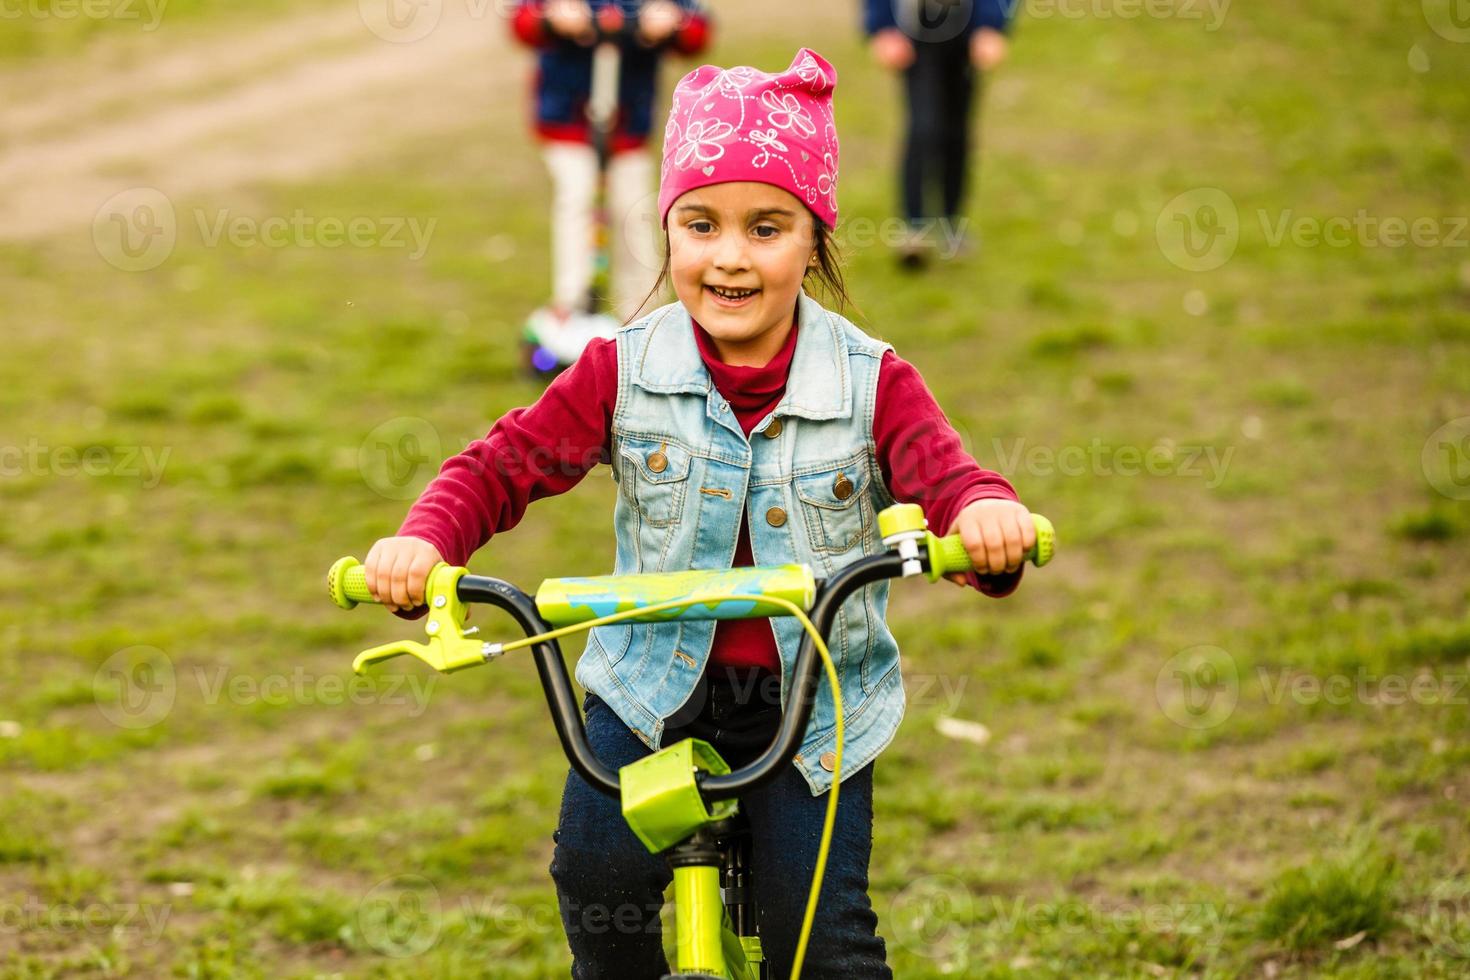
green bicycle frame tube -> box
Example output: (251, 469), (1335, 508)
(536, 565), (816, 628)
(674, 865), (727, 977)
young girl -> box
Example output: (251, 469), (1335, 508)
(511, 0), (712, 323)
(365, 49), (1035, 979)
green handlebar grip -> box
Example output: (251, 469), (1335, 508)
(929, 514), (1055, 578)
(328, 557), (378, 609)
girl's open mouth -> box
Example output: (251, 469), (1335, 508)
(705, 284), (760, 309)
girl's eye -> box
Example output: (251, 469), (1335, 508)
(753, 225), (780, 239)
(689, 220), (715, 234)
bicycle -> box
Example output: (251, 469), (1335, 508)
(327, 502), (1055, 979)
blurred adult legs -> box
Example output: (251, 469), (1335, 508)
(901, 35), (977, 235)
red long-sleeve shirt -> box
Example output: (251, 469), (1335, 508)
(399, 322), (1021, 671)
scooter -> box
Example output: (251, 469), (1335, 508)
(523, 3), (651, 379)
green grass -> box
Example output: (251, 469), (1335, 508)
(2, 0), (1469, 976)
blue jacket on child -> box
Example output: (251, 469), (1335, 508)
(864, 0), (1013, 36)
(512, 0), (711, 148)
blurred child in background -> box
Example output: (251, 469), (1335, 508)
(512, 0), (712, 321)
(864, 0), (1013, 268)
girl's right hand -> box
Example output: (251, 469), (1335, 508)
(363, 536), (444, 612)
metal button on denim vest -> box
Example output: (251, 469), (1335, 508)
(573, 291), (905, 796)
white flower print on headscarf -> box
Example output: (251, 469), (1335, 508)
(713, 66), (758, 95)
(816, 151), (837, 199)
(760, 90), (816, 139)
(747, 129), (788, 168)
(674, 118), (735, 170)
(792, 51), (827, 91)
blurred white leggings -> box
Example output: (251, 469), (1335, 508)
(542, 143), (660, 323)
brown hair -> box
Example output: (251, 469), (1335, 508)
(628, 210), (856, 324)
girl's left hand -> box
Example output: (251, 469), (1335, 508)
(945, 498), (1035, 583)
(971, 28), (1008, 71)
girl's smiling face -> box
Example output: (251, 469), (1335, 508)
(667, 182), (818, 367)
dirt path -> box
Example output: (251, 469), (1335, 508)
(0, 0), (848, 245)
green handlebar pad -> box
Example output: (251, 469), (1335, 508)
(929, 513), (1055, 577)
(328, 557), (378, 609)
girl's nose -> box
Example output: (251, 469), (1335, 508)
(710, 230), (751, 272)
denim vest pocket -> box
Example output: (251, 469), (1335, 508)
(794, 464), (871, 555)
(588, 623), (634, 670)
(619, 435), (692, 528)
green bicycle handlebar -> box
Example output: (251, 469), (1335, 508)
(928, 512), (1055, 577)
(328, 557), (376, 610)
(328, 511), (1055, 614)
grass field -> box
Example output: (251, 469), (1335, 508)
(1, 0), (1468, 976)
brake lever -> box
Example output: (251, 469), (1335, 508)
(351, 564), (502, 675)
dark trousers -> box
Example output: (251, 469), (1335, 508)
(550, 670), (891, 978)
(901, 34), (979, 226)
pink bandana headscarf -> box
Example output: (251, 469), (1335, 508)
(658, 48), (840, 230)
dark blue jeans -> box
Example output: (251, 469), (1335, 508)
(549, 688), (892, 979)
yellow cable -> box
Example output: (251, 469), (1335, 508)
(501, 593), (841, 980)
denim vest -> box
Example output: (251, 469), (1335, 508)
(574, 291), (904, 795)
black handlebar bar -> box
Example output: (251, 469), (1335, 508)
(455, 551), (909, 803)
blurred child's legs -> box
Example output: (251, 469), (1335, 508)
(542, 143), (658, 321)
(607, 151), (660, 322)
(551, 679), (890, 979)
(901, 34), (977, 233)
